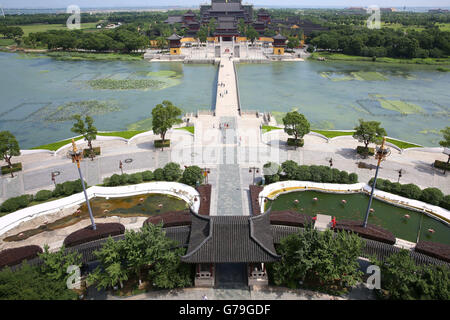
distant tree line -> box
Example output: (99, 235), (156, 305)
(308, 26), (450, 58)
(0, 13), (104, 25)
(24, 25), (149, 53)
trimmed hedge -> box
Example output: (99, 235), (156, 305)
(154, 139), (170, 148)
(83, 146), (101, 158)
(0, 194), (33, 213)
(369, 178), (449, 209)
(144, 211), (191, 228)
(287, 138), (304, 147)
(142, 170), (154, 182)
(1, 162), (22, 176)
(0, 245), (43, 268)
(334, 220), (396, 245)
(434, 160), (450, 171)
(415, 241), (450, 263)
(356, 146), (375, 156)
(63, 223), (125, 247)
(0, 179), (87, 214)
(269, 161), (359, 184)
(34, 190), (53, 202)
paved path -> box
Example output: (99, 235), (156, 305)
(215, 56), (239, 117)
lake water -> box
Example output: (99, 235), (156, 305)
(0, 52), (217, 149)
(0, 52), (449, 148)
(237, 61), (450, 147)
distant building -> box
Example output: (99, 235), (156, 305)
(429, 8), (449, 13)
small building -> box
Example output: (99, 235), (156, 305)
(167, 33), (182, 55)
(273, 33), (287, 55)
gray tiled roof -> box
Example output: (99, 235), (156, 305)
(211, 3), (243, 12)
(182, 212), (280, 263)
(165, 16), (183, 24)
(164, 226), (191, 246)
(271, 225), (303, 244)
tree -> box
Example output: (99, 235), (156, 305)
(71, 115), (98, 161)
(353, 119), (387, 150)
(246, 26), (259, 44)
(0, 262), (78, 300)
(156, 36), (167, 50)
(263, 162), (281, 184)
(272, 225), (363, 294)
(163, 162), (182, 181)
(0, 131), (21, 178)
(208, 18), (217, 37)
(151, 100), (182, 150)
(39, 245), (82, 283)
(197, 26), (208, 43)
(440, 126), (450, 151)
(181, 165), (204, 186)
(282, 111), (310, 149)
(238, 18), (247, 35)
(287, 36), (300, 49)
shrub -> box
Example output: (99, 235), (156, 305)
(181, 166), (203, 186)
(420, 188), (444, 206)
(308, 165), (322, 182)
(287, 138), (304, 147)
(119, 173), (130, 185)
(440, 195), (450, 210)
(34, 190), (53, 202)
(128, 172), (143, 184)
(356, 146), (375, 156)
(0, 194), (33, 213)
(154, 139), (170, 148)
(391, 182), (402, 194)
(153, 168), (165, 181)
(295, 165), (311, 181)
(163, 162), (182, 181)
(263, 162), (281, 184)
(62, 181), (76, 196)
(400, 183), (422, 200)
(83, 147), (101, 158)
(331, 168), (341, 183)
(105, 174), (122, 186)
(1, 163), (22, 176)
(434, 160), (450, 171)
(281, 160), (299, 180)
(382, 179), (393, 192)
(348, 172), (358, 184)
(142, 170), (154, 182)
(318, 166), (333, 183)
(52, 183), (64, 197)
(338, 170), (349, 184)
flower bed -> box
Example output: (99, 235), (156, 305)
(249, 185), (264, 216)
(270, 210), (313, 227)
(334, 220), (396, 245)
(287, 138), (304, 147)
(63, 223), (125, 247)
(0, 245), (43, 268)
(154, 139), (170, 148)
(144, 211), (191, 228)
(196, 184), (211, 216)
(356, 146), (375, 156)
(83, 147), (101, 158)
(415, 241), (450, 263)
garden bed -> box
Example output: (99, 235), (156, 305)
(154, 139), (170, 149)
(0, 245), (43, 268)
(63, 223), (125, 247)
(434, 160), (450, 171)
(196, 184), (211, 216)
(270, 210), (313, 227)
(83, 147), (101, 158)
(334, 220), (396, 245)
(356, 146), (375, 157)
(415, 241), (450, 263)
(1, 163), (22, 176)
(287, 138), (304, 147)
(249, 185), (264, 216)
(144, 210), (191, 228)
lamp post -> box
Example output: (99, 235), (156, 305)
(397, 169), (403, 183)
(201, 168), (211, 184)
(51, 171), (60, 186)
(68, 139), (96, 230)
(249, 167), (259, 185)
(363, 137), (391, 228)
(119, 160), (123, 175)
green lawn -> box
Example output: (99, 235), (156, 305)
(311, 52), (450, 66)
(0, 38), (15, 47)
(32, 131), (146, 150)
(19, 23), (99, 36)
(311, 130), (354, 139)
(262, 125), (283, 133)
(175, 126), (195, 134)
(386, 138), (422, 149)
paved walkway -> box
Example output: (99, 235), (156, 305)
(215, 56), (239, 117)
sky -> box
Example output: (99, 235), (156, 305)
(1, 0), (449, 8)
